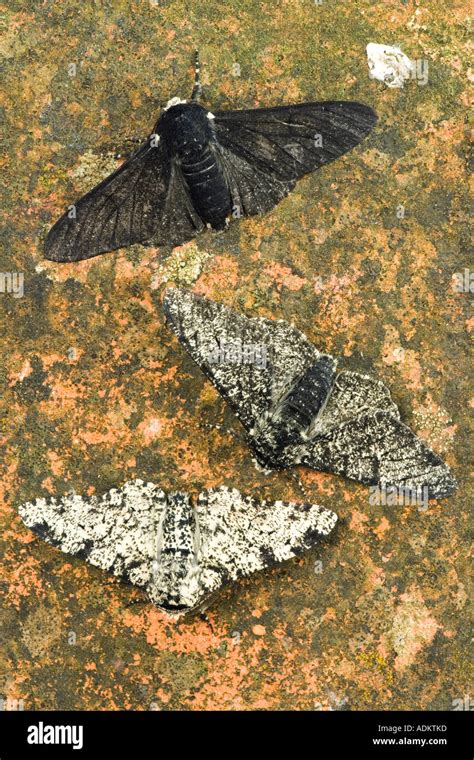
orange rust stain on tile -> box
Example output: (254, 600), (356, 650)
(374, 517), (391, 540)
(195, 256), (240, 299)
(381, 325), (424, 391)
(138, 416), (173, 444)
(122, 608), (227, 656)
(4, 556), (47, 609)
(261, 262), (306, 291)
(349, 511), (369, 533)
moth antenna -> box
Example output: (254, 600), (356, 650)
(114, 136), (143, 160)
(124, 594), (147, 608)
(199, 611), (214, 633)
(288, 470), (311, 501)
(198, 419), (244, 445)
(191, 50), (202, 101)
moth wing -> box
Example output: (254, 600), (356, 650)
(45, 140), (203, 261)
(216, 142), (295, 216)
(150, 162), (205, 246)
(301, 409), (456, 498)
(314, 371), (400, 429)
(195, 487), (337, 587)
(213, 101), (377, 214)
(18, 480), (166, 589)
(163, 287), (329, 432)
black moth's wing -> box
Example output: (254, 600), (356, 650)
(150, 162), (205, 247)
(213, 102), (377, 216)
(45, 139), (204, 262)
(163, 287), (333, 434)
(299, 372), (457, 499)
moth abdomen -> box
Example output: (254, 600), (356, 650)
(276, 357), (336, 430)
(254, 356), (337, 461)
(181, 145), (231, 228)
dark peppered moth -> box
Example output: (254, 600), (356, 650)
(163, 288), (456, 500)
(44, 53), (377, 262)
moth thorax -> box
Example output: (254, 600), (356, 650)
(160, 101), (215, 155)
(160, 494), (197, 560)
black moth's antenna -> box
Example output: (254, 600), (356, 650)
(191, 50), (202, 101)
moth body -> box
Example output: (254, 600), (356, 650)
(156, 102), (231, 230)
(149, 492), (205, 613)
(253, 356), (338, 466)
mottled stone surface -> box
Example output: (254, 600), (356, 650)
(0, 1), (470, 710)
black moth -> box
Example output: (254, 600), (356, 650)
(45, 53), (377, 262)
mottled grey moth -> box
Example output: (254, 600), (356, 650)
(163, 288), (456, 499)
(18, 481), (337, 617)
(44, 53), (377, 262)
